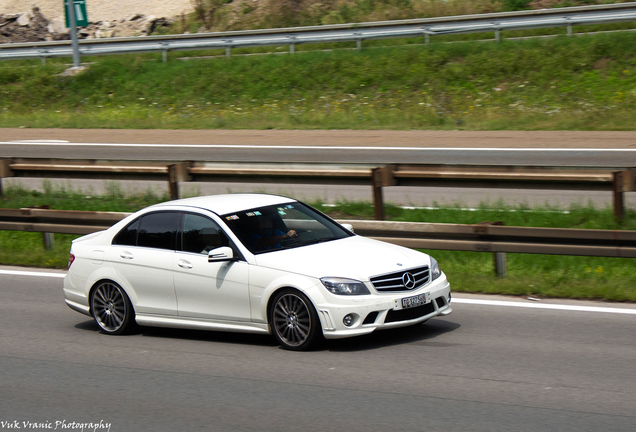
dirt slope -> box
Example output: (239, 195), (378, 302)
(0, 0), (193, 22)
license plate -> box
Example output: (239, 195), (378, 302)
(398, 292), (430, 309)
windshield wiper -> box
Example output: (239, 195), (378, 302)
(296, 238), (338, 247)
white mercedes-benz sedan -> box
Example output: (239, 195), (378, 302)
(63, 194), (452, 350)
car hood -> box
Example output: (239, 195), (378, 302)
(254, 235), (430, 281)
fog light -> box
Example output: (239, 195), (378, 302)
(343, 314), (355, 327)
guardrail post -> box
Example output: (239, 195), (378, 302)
(225, 47), (231, 57)
(475, 221), (507, 277)
(0, 159), (12, 197)
(371, 165), (397, 221)
(624, 168), (636, 192)
(43, 232), (55, 250)
(495, 29), (501, 42)
(421, 27), (431, 45)
(24, 204), (56, 249)
(168, 162), (193, 200)
(494, 252), (507, 278)
(161, 43), (169, 62)
(354, 33), (362, 51)
(371, 169), (385, 221)
(613, 171), (625, 221)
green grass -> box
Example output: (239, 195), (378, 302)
(424, 250), (636, 302)
(4, 31), (636, 130)
(1, 182), (635, 302)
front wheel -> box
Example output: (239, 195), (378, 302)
(90, 281), (135, 335)
(270, 289), (322, 351)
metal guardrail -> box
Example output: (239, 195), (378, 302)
(0, 207), (129, 235)
(343, 219), (636, 258)
(1, 209), (634, 264)
(1, 158), (634, 221)
(2, 3), (636, 62)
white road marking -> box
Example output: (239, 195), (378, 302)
(0, 269), (66, 278)
(452, 298), (636, 315)
(2, 141), (635, 152)
(1, 269), (634, 315)
(7, 140), (70, 143)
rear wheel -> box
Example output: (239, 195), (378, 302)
(90, 281), (134, 335)
(270, 289), (322, 351)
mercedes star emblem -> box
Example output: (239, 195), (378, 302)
(402, 272), (416, 289)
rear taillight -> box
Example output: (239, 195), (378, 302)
(67, 253), (75, 269)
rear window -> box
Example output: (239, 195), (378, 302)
(112, 218), (140, 246)
(113, 212), (179, 251)
(137, 212), (179, 250)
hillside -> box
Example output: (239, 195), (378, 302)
(1, 30), (636, 131)
(0, 0), (193, 22)
(0, 1), (632, 43)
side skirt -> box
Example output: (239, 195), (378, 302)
(135, 314), (270, 335)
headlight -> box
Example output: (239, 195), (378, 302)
(321, 277), (370, 295)
(431, 257), (442, 281)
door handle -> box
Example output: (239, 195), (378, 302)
(119, 251), (134, 260)
(178, 259), (193, 269)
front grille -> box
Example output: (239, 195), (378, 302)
(385, 302), (435, 323)
(370, 266), (430, 292)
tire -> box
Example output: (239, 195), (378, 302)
(90, 281), (135, 335)
(270, 289), (322, 351)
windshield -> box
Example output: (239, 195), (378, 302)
(221, 201), (353, 254)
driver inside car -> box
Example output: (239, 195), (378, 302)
(253, 216), (297, 251)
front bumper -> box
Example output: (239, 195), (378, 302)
(317, 275), (452, 339)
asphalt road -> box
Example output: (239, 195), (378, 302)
(2, 129), (636, 207)
(2, 129), (636, 166)
(2, 267), (635, 432)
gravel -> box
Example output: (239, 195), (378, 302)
(0, 0), (193, 22)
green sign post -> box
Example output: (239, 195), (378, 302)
(64, 0), (88, 28)
(64, 0), (87, 68)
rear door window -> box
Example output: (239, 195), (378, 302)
(136, 212), (180, 251)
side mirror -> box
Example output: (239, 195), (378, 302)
(208, 246), (236, 263)
(341, 223), (354, 233)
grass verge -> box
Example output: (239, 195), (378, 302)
(3, 31), (636, 130)
(1, 182), (634, 302)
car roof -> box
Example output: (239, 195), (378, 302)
(152, 193), (297, 215)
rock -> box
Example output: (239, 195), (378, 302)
(61, 66), (88, 76)
(17, 13), (30, 26)
(0, 6), (175, 43)
(48, 18), (68, 34)
(126, 13), (143, 22)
